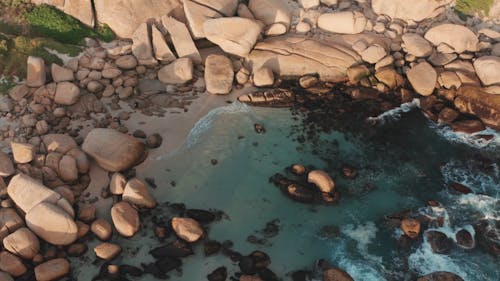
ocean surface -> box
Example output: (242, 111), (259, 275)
(75, 101), (499, 281)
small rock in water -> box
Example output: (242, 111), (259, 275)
(204, 240), (222, 256)
(455, 228), (475, 249)
(207, 266), (227, 281)
(254, 123), (266, 134)
(341, 165), (358, 179)
(146, 133), (163, 149)
(211, 159), (218, 165)
(133, 130), (147, 138)
(317, 225), (340, 239)
(401, 218), (421, 239)
(290, 164), (306, 175)
(145, 177), (157, 188)
(449, 182), (472, 194)
(426, 230), (454, 254)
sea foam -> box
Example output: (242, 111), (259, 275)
(366, 99), (420, 124)
(185, 101), (251, 147)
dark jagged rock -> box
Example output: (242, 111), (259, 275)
(207, 266), (227, 281)
(254, 123), (266, 134)
(451, 120), (486, 134)
(186, 209), (216, 224)
(150, 240), (194, 258)
(141, 262), (167, 279)
(292, 270), (312, 281)
(239, 255), (256, 275)
(204, 240), (222, 256)
(119, 264), (143, 277)
(341, 165), (358, 179)
(286, 184), (315, 203)
(154, 257), (182, 273)
(250, 251), (271, 270)
(238, 88), (295, 107)
(474, 220), (500, 256)
(449, 182), (472, 194)
(426, 230), (454, 254)
(454, 86), (500, 130)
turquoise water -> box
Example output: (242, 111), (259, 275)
(76, 102), (499, 280)
(143, 102), (499, 280)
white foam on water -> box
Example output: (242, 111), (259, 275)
(430, 122), (500, 149)
(454, 194), (500, 221)
(408, 239), (468, 279)
(185, 101), (251, 147)
(366, 99), (420, 124)
(342, 221), (378, 255)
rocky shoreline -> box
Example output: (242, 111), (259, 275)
(0, 0), (499, 281)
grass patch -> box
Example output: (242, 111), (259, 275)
(0, 76), (16, 95)
(26, 4), (115, 44)
(455, 0), (494, 17)
(0, 36), (82, 78)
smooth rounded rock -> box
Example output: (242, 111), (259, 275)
(55, 82), (81, 105)
(307, 170), (334, 193)
(34, 258), (70, 281)
(0, 152), (15, 177)
(407, 61), (437, 96)
(110, 173), (127, 195)
(171, 217), (204, 243)
(26, 202), (78, 246)
(318, 11), (367, 34)
(473, 56), (500, 86)
(204, 17), (261, 57)
(82, 129), (145, 172)
(122, 178), (157, 208)
(158, 58), (194, 85)
(424, 24), (478, 53)
(0, 251), (27, 277)
(111, 201), (140, 237)
(205, 54), (234, 94)
(3, 227), (40, 259)
(94, 242), (121, 260)
(91, 219), (113, 241)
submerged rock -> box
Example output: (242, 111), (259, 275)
(416, 271), (464, 281)
(207, 266), (227, 281)
(426, 230), (453, 254)
(150, 240), (194, 258)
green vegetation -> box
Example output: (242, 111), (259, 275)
(455, 0), (494, 17)
(0, 3), (115, 78)
(26, 4), (115, 44)
(0, 76), (16, 95)
(0, 36), (82, 77)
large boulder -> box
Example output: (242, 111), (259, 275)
(204, 54), (234, 94)
(473, 56), (500, 86)
(122, 178), (157, 208)
(27, 56), (46, 87)
(407, 61), (437, 96)
(318, 11), (367, 34)
(249, 0), (291, 28)
(193, 0), (238, 16)
(7, 174), (74, 216)
(34, 258), (70, 281)
(401, 33), (433, 57)
(63, 0), (94, 27)
(151, 25), (176, 63)
(371, 0), (453, 22)
(171, 217), (204, 242)
(424, 24), (478, 53)
(454, 86), (500, 130)
(132, 23), (157, 66)
(248, 35), (360, 82)
(161, 16), (202, 64)
(54, 82), (81, 105)
(203, 17), (262, 57)
(82, 128), (145, 172)
(3, 227), (40, 259)
(111, 201), (140, 237)
(158, 58), (194, 84)
(183, 0), (222, 39)
(26, 202), (78, 246)
(93, 0), (184, 38)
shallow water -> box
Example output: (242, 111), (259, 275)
(75, 102), (499, 281)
